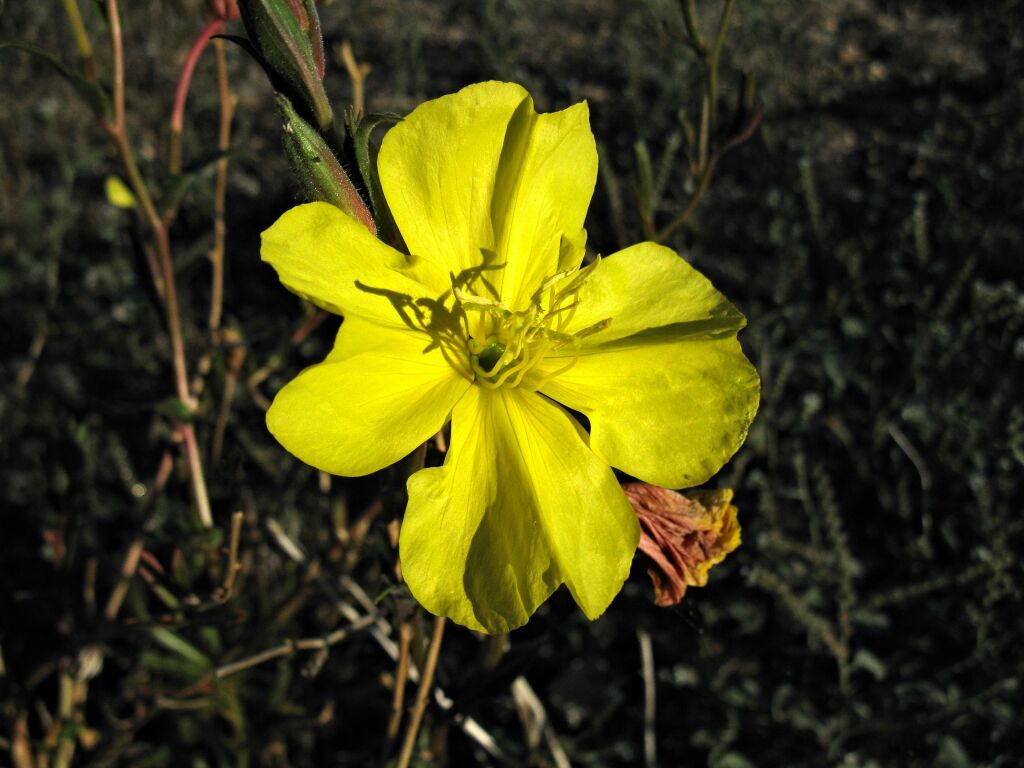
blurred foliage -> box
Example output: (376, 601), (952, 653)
(1, 0), (1022, 766)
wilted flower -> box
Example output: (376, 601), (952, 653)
(261, 82), (759, 633)
(625, 483), (741, 606)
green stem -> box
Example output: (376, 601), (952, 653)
(707, 0), (737, 133)
(104, 0), (213, 528)
(61, 0), (96, 78)
(679, 0), (705, 48)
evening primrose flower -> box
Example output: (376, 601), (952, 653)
(261, 82), (759, 633)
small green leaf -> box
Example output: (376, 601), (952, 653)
(0, 40), (109, 118)
(160, 148), (234, 213)
(350, 110), (402, 246)
(156, 397), (195, 423)
(149, 628), (211, 670)
(633, 139), (654, 230)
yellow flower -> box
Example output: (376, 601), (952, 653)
(261, 82), (760, 633)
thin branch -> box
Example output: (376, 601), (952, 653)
(214, 613), (377, 678)
(212, 510), (245, 602)
(638, 629), (657, 768)
(267, 523), (510, 763)
(104, 539), (144, 620)
(339, 40), (371, 115)
(511, 677), (571, 768)
(396, 616), (446, 768)
(388, 622), (413, 742)
(102, 0), (213, 527)
(212, 338), (245, 463)
(106, 0), (125, 131)
(208, 37), (234, 335)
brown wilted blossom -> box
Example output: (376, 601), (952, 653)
(624, 483), (741, 606)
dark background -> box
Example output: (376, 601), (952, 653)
(1, 1), (1022, 765)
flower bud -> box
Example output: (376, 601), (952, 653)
(238, 0), (332, 130)
(284, 0), (324, 78)
(277, 95), (376, 235)
(208, 0), (240, 21)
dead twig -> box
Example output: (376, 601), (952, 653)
(511, 676), (572, 768)
(215, 613), (377, 678)
(638, 629), (657, 768)
(396, 616), (446, 768)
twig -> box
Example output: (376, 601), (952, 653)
(213, 510), (245, 602)
(103, 0), (213, 527)
(511, 677), (572, 768)
(267, 521), (510, 763)
(887, 424), (932, 491)
(107, 0), (125, 132)
(339, 41), (371, 115)
(387, 622), (414, 741)
(214, 613), (377, 678)
(208, 37), (234, 334)
(248, 310), (332, 411)
(396, 616), (446, 768)
(638, 629), (657, 768)
(212, 338), (245, 463)
(104, 539), (144, 620)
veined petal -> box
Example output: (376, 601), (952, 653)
(400, 387), (639, 633)
(326, 315), (415, 362)
(559, 242), (747, 347)
(490, 96), (597, 307)
(261, 202), (448, 326)
(267, 333), (470, 476)
(541, 337), (760, 489)
(378, 81), (528, 277)
(378, 82), (597, 307)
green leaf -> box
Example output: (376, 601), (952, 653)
(156, 397), (196, 423)
(350, 110), (403, 247)
(633, 139), (654, 231)
(160, 148), (234, 213)
(150, 628), (211, 670)
(0, 40), (109, 118)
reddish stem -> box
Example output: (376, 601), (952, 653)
(169, 17), (225, 174)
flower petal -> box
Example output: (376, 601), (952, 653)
(261, 201), (448, 326)
(267, 331), (470, 476)
(379, 81), (527, 276)
(541, 336), (759, 488)
(560, 241), (747, 346)
(490, 96), (597, 306)
(378, 82), (597, 307)
(537, 242), (758, 488)
(400, 387), (638, 633)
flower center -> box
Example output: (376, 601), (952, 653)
(358, 258), (610, 390)
(456, 264), (610, 390)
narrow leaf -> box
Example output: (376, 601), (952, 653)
(352, 111), (402, 246)
(0, 40), (109, 117)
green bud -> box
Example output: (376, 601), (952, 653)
(277, 95), (376, 235)
(284, 0), (325, 79)
(238, 0), (332, 131)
